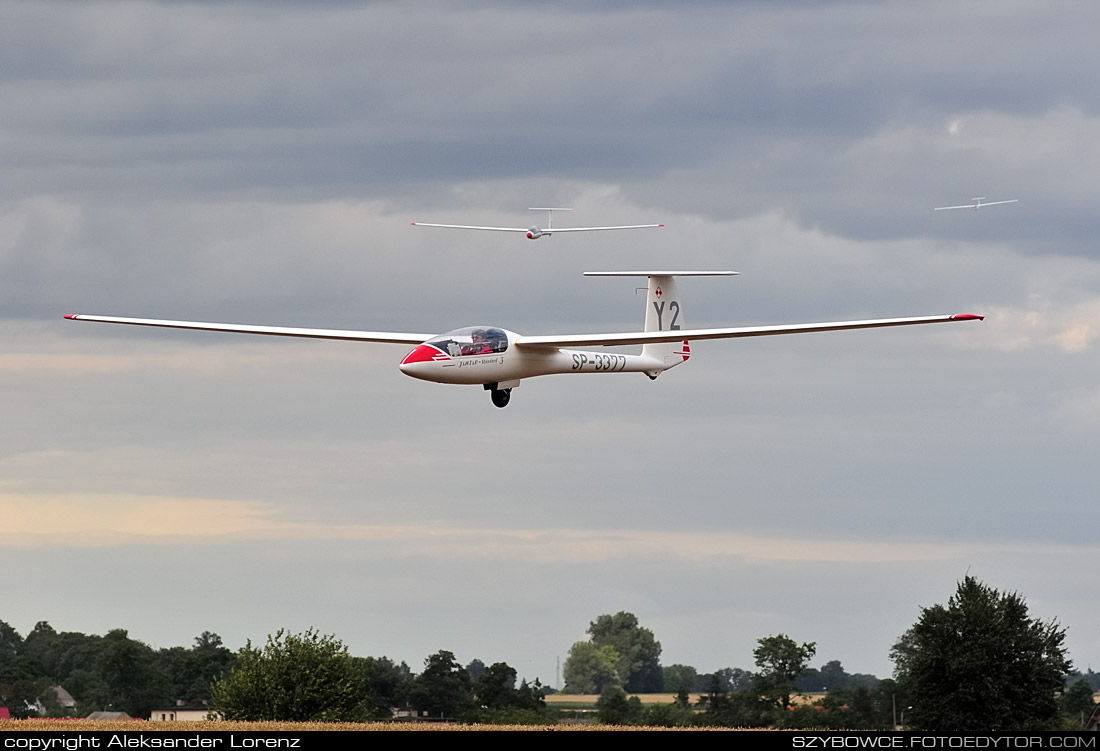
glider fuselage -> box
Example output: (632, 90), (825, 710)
(398, 326), (678, 385)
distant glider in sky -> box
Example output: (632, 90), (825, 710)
(66, 273), (983, 409)
(934, 197), (1019, 211)
(411, 207), (663, 240)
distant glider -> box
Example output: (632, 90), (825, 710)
(412, 207), (662, 240)
(934, 197), (1018, 211)
(66, 273), (983, 409)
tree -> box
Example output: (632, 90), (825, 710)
(0, 621), (22, 679)
(696, 673), (774, 728)
(698, 666), (751, 693)
(210, 629), (368, 721)
(406, 650), (473, 719)
(515, 679), (546, 711)
(595, 684), (643, 725)
(159, 632), (235, 705)
(642, 698), (695, 727)
(96, 629), (169, 718)
(0, 678), (48, 719)
(662, 663), (698, 694)
(892, 575), (1071, 731)
(587, 612), (663, 693)
(62, 668), (109, 714)
(464, 661), (547, 723)
(752, 634), (816, 710)
(358, 656), (412, 719)
(562, 641), (620, 694)
(0, 621), (32, 716)
(18, 622), (59, 680)
(474, 661), (519, 709)
(465, 658), (486, 683)
(816, 659), (846, 690)
(1062, 676), (1096, 727)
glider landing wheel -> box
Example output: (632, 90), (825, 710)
(490, 388), (511, 408)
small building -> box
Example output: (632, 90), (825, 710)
(49, 686), (77, 711)
(86, 711), (133, 721)
(149, 702), (217, 722)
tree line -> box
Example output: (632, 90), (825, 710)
(566, 577), (1093, 729)
(0, 623), (233, 719)
(0, 622), (547, 724)
(2, 575), (1095, 728)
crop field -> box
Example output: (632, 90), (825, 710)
(0, 719), (742, 732)
(545, 693), (702, 707)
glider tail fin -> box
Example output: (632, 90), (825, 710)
(642, 274), (690, 375)
(584, 270), (736, 378)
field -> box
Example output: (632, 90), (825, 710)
(545, 693), (702, 708)
(0, 719), (740, 732)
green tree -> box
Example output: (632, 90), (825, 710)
(595, 684), (642, 725)
(1061, 676), (1096, 727)
(514, 679), (546, 712)
(358, 656), (412, 719)
(674, 686), (690, 708)
(464, 663), (548, 724)
(875, 677), (906, 729)
(210, 629), (368, 721)
(562, 641), (620, 694)
(0, 621), (32, 716)
(699, 666), (751, 693)
(474, 661), (518, 709)
(817, 660), (847, 690)
(18, 622), (59, 680)
(96, 629), (169, 717)
(1087, 670), (1100, 691)
(697, 674), (774, 728)
(465, 658), (486, 683)
(587, 612), (663, 693)
(642, 698), (695, 727)
(0, 621), (22, 680)
(776, 685), (887, 730)
(406, 650), (473, 719)
(159, 631), (234, 706)
(62, 668), (109, 714)
(0, 679), (41, 719)
(892, 575), (1071, 731)
(662, 663), (698, 694)
(752, 633), (816, 710)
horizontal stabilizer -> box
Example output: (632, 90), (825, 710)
(583, 271), (736, 277)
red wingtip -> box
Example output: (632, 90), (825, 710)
(658, 224), (664, 227)
(950, 313), (985, 321)
(64, 314), (78, 319)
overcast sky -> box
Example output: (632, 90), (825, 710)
(3, 0), (1099, 687)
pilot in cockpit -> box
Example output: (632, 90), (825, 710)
(469, 329), (492, 355)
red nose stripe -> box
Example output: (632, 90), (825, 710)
(401, 345), (449, 365)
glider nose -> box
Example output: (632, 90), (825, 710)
(400, 344), (447, 380)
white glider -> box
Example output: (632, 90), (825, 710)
(934, 197), (1018, 211)
(66, 272), (983, 408)
(411, 207), (662, 240)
